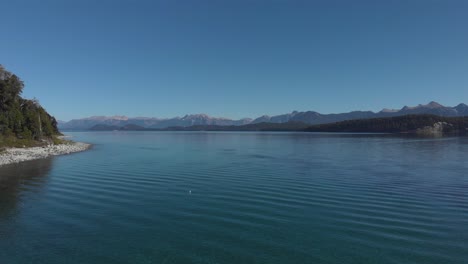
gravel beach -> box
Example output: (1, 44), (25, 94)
(0, 142), (91, 166)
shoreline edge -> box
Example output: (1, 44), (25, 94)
(0, 142), (91, 167)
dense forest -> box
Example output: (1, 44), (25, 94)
(0, 65), (60, 147)
(305, 115), (468, 133)
(88, 115), (468, 134)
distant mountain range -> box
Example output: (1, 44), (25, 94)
(90, 115), (468, 134)
(59, 114), (252, 130)
(58, 101), (468, 131)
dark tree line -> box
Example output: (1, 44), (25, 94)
(89, 116), (468, 134)
(0, 65), (60, 142)
(305, 115), (468, 133)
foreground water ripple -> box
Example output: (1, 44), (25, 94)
(0, 132), (467, 264)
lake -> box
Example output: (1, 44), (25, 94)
(0, 132), (467, 263)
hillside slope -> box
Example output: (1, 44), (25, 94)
(0, 65), (60, 147)
(305, 115), (468, 133)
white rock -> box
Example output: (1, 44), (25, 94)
(0, 142), (91, 166)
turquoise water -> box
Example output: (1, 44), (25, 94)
(0, 132), (467, 263)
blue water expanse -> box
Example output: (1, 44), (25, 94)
(0, 132), (467, 263)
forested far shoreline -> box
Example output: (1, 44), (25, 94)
(84, 115), (468, 134)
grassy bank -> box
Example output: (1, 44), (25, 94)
(0, 134), (67, 150)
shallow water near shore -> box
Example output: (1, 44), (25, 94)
(0, 132), (467, 263)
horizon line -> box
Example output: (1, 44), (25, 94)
(58, 100), (467, 122)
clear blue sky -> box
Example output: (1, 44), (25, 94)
(1, 0), (467, 121)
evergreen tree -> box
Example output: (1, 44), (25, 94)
(0, 65), (60, 145)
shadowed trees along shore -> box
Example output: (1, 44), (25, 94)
(0, 65), (60, 147)
(305, 115), (468, 133)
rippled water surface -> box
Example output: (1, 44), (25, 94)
(0, 132), (467, 263)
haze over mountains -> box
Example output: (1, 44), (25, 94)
(58, 102), (468, 130)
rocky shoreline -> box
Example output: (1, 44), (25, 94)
(0, 142), (91, 167)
